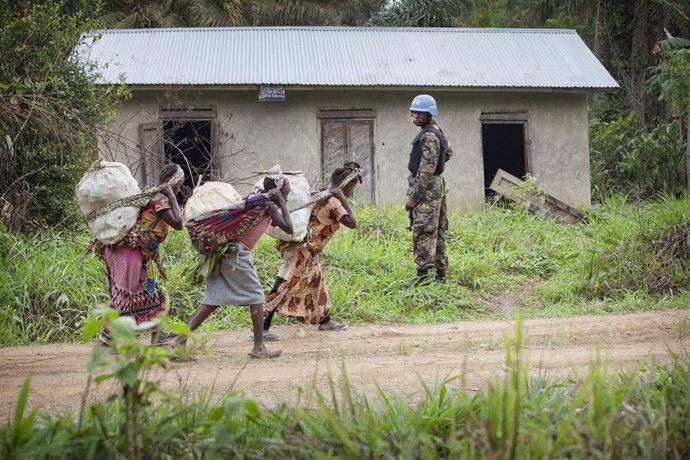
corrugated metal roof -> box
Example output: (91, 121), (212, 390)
(75, 27), (618, 89)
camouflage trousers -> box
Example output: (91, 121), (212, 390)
(412, 194), (448, 271)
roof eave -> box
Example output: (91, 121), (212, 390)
(113, 83), (618, 93)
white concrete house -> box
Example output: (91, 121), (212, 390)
(78, 27), (618, 208)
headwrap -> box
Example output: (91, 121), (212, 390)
(341, 161), (363, 186)
(168, 165), (185, 188)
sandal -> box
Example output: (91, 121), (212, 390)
(247, 331), (282, 341)
(97, 331), (111, 347)
(262, 331), (281, 341)
(152, 331), (179, 346)
(169, 351), (195, 362)
(318, 321), (348, 332)
(248, 348), (282, 359)
(167, 335), (194, 361)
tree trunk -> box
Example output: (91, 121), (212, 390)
(687, 106), (690, 193)
(594, 0), (603, 59)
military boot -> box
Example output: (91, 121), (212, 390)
(434, 269), (446, 283)
(404, 268), (432, 287)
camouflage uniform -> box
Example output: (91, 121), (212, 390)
(407, 120), (453, 274)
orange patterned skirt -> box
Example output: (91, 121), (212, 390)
(264, 246), (330, 324)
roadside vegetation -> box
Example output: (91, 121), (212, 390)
(1, 318), (687, 459)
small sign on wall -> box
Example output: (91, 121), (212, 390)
(258, 84), (285, 102)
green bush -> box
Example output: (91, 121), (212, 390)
(589, 114), (686, 201)
(0, 0), (127, 230)
(535, 194), (690, 306)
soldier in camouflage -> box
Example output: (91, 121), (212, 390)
(405, 94), (453, 285)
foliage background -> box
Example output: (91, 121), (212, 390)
(0, 0), (127, 231)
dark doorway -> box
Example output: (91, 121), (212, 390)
(481, 123), (526, 197)
(163, 120), (213, 192)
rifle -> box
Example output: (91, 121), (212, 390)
(408, 209), (414, 231)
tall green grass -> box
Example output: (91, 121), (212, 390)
(3, 195), (690, 346)
(0, 231), (106, 345)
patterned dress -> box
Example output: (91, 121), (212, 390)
(264, 196), (348, 324)
(100, 193), (172, 339)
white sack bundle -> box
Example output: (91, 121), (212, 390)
(184, 181), (243, 223)
(76, 160), (141, 244)
(255, 172), (312, 242)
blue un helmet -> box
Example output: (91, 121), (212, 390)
(409, 94), (438, 117)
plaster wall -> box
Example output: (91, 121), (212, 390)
(105, 88), (590, 208)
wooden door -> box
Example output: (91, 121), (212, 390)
(138, 122), (164, 185)
(320, 116), (375, 202)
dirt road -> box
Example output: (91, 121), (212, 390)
(1, 310), (688, 419)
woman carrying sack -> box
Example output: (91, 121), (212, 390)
(173, 175), (293, 359)
(96, 164), (185, 347)
(261, 162), (361, 340)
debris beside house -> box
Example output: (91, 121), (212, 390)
(489, 169), (583, 224)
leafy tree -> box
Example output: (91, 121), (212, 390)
(368, 0), (468, 26)
(504, 0), (595, 28)
(99, 0), (248, 27)
(99, 0), (385, 27)
(649, 48), (690, 189)
(654, 0), (690, 50)
(499, 1), (666, 125)
(456, 0), (511, 27)
(650, 52), (690, 128)
(648, 1), (690, 189)
(590, 114), (685, 199)
(248, 0), (386, 25)
(0, 0), (128, 230)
